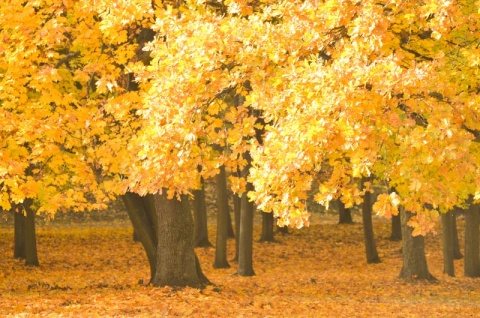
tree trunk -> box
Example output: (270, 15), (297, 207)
(441, 211), (455, 277)
(233, 187), (241, 261)
(152, 191), (209, 287)
(361, 177), (380, 264)
(399, 208), (435, 281)
(338, 200), (353, 224)
(122, 192), (157, 282)
(24, 199), (39, 266)
(213, 166), (230, 268)
(237, 152), (255, 276)
(14, 208), (26, 259)
(452, 207), (463, 260)
(390, 214), (402, 241)
(260, 211), (275, 242)
(227, 209), (235, 239)
(277, 223), (289, 234)
(464, 204), (480, 277)
(193, 177), (211, 248)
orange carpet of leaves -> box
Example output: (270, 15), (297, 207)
(1, 215), (479, 317)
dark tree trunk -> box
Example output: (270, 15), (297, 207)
(399, 208), (435, 281)
(464, 204), (480, 277)
(233, 188), (241, 261)
(14, 208), (26, 259)
(390, 214), (402, 241)
(152, 191), (209, 287)
(277, 223), (289, 234)
(122, 192), (157, 282)
(24, 199), (39, 266)
(338, 200), (353, 224)
(213, 166), (230, 268)
(193, 177), (211, 248)
(227, 209), (235, 239)
(361, 177), (380, 264)
(452, 207), (463, 260)
(237, 152), (255, 276)
(260, 212), (275, 242)
(441, 211), (455, 277)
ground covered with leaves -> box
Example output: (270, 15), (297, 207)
(1, 212), (479, 317)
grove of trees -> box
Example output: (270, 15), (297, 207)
(1, 0), (480, 287)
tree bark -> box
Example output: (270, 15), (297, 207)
(237, 152), (255, 276)
(338, 200), (353, 224)
(260, 211), (275, 242)
(152, 191), (209, 287)
(441, 211), (455, 277)
(24, 199), (39, 266)
(193, 177), (211, 248)
(14, 208), (26, 259)
(233, 185), (241, 261)
(389, 214), (402, 241)
(361, 177), (380, 264)
(464, 204), (480, 277)
(213, 165), (230, 268)
(122, 192), (157, 281)
(399, 208), (435, 281)
(452, 207), (463, 260)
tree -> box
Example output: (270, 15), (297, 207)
(464, 204), (480, 277)
(361, 177), (380, 264)
(213, 165), (230, 268)
(260, 211), (275, 242)
(399, 208), (435, 281)
(193, 177), (212, 248)
(440, 210), (456, 276)
(338, 200), (354, 225)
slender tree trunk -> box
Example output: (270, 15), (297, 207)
(260, 212), (275, 242)
(14, 208), (26, 259)
(227, 210), (235, 239)
(390, 214), (402, 241)
(452, 207), (463, 260)
(193, 177), (211, 248)
(338, 200), (353, 224)
(399, 208), (435, 281)
(233, 187), (241, 261)
(214, 166), (230, 268)
(441, 211), (455, 277)
(464, 204), (480, 277)
(122, 192), (157, 282)
(24, 199), (39, 266)
(361, 177), (380, 264)
(152, 191), (210, 287)
(237, 152), (255, 276)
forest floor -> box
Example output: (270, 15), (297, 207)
(1, 206), (480, 317)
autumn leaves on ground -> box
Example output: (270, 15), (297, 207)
(1, 211), (479, 317)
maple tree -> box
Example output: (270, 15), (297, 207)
(3, 0), (480, 284)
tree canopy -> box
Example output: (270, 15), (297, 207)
(1, 0), (480, 234)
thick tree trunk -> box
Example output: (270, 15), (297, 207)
(14, 208), (26, 259)
(122, 192), (157, 281)
(237, 152), (255, 276)
(390, 214), (402, 241)
(24, 199), (39, 266)
(193, 177), (211, 248)
(361, 177), (380, 264)
(338, 200), (353, 224)
(464, 204), (480, 277)
(152, 191), (209, 287)
(452, 207), (463, 260)
(213, 166), (230, 268)
(260, 212), (275, 242)
(399, 208), (435, 281)
(441, 211), (455, 277)
(233, 188), (241, 261)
